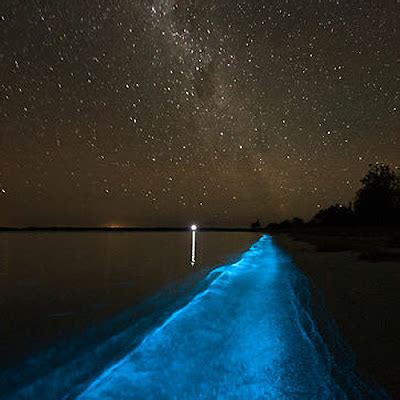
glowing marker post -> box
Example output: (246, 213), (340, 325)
(190, 224), (197, 266)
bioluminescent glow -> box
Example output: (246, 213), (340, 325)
(190, 224), (197, 266)
(73, 236), (387, 400)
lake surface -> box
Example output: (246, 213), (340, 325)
(0, 232), (388, 399)
(0, 231), (259, 367)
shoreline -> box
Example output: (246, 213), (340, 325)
(273, 232), (399, 398)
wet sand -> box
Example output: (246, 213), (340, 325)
(274, 233), (400, 398)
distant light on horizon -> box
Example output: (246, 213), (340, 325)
(105, 223), (124, 228)
(191, 224), (197, 231)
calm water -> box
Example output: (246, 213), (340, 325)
(1, 235), (388, 399)
(0, 231), (259, 368)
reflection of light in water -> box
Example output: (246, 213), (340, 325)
(75, 236), (388, 400)
(190, 224), (197, 266)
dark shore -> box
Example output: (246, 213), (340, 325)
(273, 227), (400, 398)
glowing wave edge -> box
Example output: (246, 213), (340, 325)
(75, 235), (387, 399)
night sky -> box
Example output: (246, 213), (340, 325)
(1, 1), (399, 227)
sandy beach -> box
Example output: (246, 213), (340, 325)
(274, 232), (400, 398)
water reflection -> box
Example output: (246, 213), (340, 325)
(190, 225), (197, 267)
(0, 231), (258, 368)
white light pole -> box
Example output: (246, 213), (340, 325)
(190, 224), (197, 266)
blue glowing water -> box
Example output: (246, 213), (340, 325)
(4, 235), (388, 399)
(75, 235), (385, 399)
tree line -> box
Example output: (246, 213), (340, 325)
(253, 164), (400, 229)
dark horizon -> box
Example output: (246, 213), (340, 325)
(0, 225), (257, 231)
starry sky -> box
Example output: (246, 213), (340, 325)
(1, 1), (399, 227)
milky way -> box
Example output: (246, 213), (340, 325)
(1, 1), (399, 226)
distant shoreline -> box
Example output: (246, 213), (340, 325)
(0, 227), (262, 232)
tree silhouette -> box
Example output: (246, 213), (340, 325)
(267, 163), (400, 229)
(354, 164), (399, 225)
(311, 204), (355, 226)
